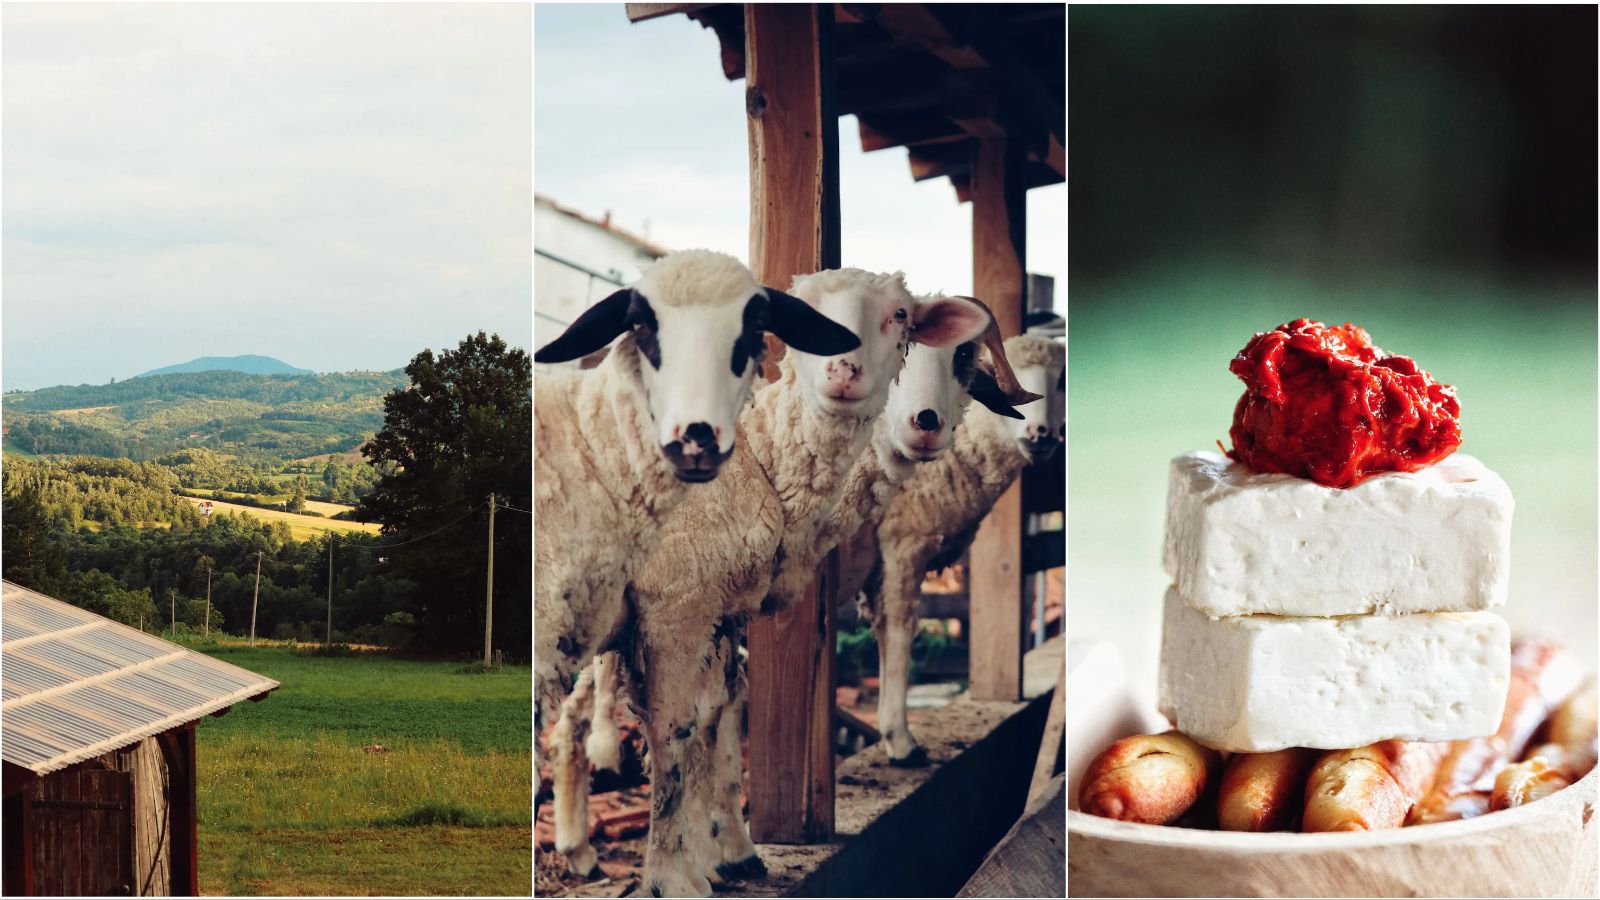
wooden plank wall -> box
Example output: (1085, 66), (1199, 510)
(27, 763), (135, 896)
(967, 135), (1028, 702)
(119, 737), (170, 896)
(744, 0), (841, 844)
(157, 724), (199, 896)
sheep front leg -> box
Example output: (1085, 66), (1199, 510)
(585, 651), (624, 772)
(551, 664), (600, 878)
(873, 556), (928, 767)
(639, 668), (717, 898)
(706, 631), (762, 881)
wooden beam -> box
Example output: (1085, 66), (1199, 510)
(857, 114), (967, 153)
(624, 3), (713, 23)
(908, 143), (975, 183)
(835, 58), (950, 116)
(927, 6), (1063, 141)
(745, 1), (838, 845)
(967, 136), (1027, 702)
(1028, 658), (1067, 807)
(1033, 133), (1064, 180)
(950, 174), (972, 204)
(687, 5), (746, 80)
(844, 3), (985, 69)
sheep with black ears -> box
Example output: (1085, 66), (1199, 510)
(863, 332), (1065, 766)
(531, 249), (859, 847)
(549, 295), (1037, 883)
(615, 271), (997, 897)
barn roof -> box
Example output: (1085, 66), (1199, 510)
(1, 581), (278, 776)
(627, 3), (1065, 201)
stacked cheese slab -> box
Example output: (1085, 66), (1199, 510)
(1158, 451), (1514, 752)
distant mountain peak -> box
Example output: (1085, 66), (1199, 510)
(133, 355), (313, 379)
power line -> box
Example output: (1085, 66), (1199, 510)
(327, 502), (484, 551)
(497, 502), (533, 516)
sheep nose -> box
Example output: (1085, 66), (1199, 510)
(680, 422), (717, 456)
(824, 359), (862, 385)
(913, 409), (942, 432)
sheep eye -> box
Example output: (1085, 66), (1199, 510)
(894, 309), (908, 321)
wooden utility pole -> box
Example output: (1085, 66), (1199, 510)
(744, 0), (839, 844)
(325, 538), (334, 647)
(968, 135), (1028, 701)
(484, 493), (496, 667)
(250, 551), (263, 644)
(203, 565), (212, 638)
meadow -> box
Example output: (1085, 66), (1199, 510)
(181, 495), (381, 540)
(191, 642), (532, 896)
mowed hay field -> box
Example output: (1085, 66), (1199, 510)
(184, 496), (381, 540)
(193, 643), (532, 896)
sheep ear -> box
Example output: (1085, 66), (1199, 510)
(535, 289), (633, 363)
(761, 289), (862, 357)
(911, 296), (988, 348)
(967, 369), (1025, 419)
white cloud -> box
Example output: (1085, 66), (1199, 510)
(2, 2), (532, 389)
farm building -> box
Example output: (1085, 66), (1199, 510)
(1, 581), (278, 897)
(534, 194), (670, 369)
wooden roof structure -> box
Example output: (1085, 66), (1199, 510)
(626, 3), (1064, 201)
(620, 2), (1062, 848)
(1, 581), (277, 777)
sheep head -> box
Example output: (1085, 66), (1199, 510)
(880, 294), (1036, 462)
(786, 270), (989, 421)
(995, 334), (1065, 462)
(535, 249), (860, 482)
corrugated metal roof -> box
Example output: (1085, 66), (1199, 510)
(1, 581), (278, 775)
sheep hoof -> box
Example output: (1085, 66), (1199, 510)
(564, 844), (600, 879)
(889, 746), (929, 768)
(716, 854), (767, 881)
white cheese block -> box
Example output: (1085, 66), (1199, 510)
(1163, 451), (1512, 618)
(1158, 588), (1510, 752)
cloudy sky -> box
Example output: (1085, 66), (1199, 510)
(2, 3), (531, 390)
(534, 5), (1064, 304)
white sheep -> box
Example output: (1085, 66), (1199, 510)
(531, 249), (859, 825)
(549, 297), (1038, 884)
(617, 273), (998, 897)
(863, 333), (1065, 765)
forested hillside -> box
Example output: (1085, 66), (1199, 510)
(2, 333), (531, 657)
(2, 369), (405, 461)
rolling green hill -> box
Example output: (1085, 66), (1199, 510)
(2, 369), (406, 462)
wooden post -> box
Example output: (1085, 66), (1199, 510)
(325, 538), (334, 647)
(1028, 658), (1067, 806)
(484, 493), (496, 667)
(158, 724), (199, 896)
(249, 551), (262, 644)
(744, 0), (839, 845)
(968, 135), (1027, 701)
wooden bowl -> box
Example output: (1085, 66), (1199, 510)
(1066, 641), (1599, 898)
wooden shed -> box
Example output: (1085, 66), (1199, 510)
(1, 581), (278, 896)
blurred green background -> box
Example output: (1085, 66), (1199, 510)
(1067, 5), (1598, 700)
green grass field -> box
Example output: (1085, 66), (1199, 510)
(184, 495), (380, 540)
(192, 642), (531, 896)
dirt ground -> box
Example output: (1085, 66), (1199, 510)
(535, 687), (925, 898)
